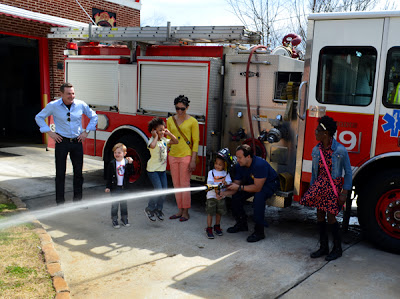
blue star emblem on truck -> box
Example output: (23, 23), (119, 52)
(382, 109), (400, 137)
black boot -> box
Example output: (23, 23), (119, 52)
(310, 221), (329, 258)
(227, 216), (248, 233)
(246, 224), (265, 243)
(325, 222), (342, 261)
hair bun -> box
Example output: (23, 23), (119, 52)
(174, 95), (190, 106)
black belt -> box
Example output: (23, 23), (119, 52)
(59, 135), (80, 143)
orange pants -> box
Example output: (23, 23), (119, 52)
(169, 155), (192, 209)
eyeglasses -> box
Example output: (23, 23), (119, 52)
(67, 112), (70, 122)
(175, 106), (186, 111)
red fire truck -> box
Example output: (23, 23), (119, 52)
(48, 11), (400, 253)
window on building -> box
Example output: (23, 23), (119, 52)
(316, 46), (377, 106)
(383, 47), (400, 107)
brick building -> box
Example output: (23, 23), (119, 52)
(0, 0), (141, 143)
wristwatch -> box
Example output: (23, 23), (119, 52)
(85, 129), (90, 134)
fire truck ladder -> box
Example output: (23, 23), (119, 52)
(47, 22), (261, 44)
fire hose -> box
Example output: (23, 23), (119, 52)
(245, 45), (269, 156)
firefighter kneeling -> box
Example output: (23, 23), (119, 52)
(220, 144), (279, 242)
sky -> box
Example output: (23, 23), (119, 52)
(140, 0), (241, 27)
(140, 0), (399, 27)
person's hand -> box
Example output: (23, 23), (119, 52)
(126, 157), (133, 164)
(105, 188), (110, 193)
(339, 192), (347, 205)
(47, 131), (63, 143)
(151, 130), (157, 138)
(216, 193), (223, 200)
(77, 131), (89, 142)
(164, 129), (172, 136)
(227, 183), (239, 191)
(189, 159), (196, 172)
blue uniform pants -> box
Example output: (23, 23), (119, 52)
(231, 188), (275, 227)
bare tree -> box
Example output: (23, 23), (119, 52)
(309, 0), (379, 12)
(379, 0), (399, 10)
(226, 0), (285, 47)
(227, 0), (399, 49)
(289, 0), (399, 51)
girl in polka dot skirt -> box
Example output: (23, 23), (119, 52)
(300, 116), (352, 261)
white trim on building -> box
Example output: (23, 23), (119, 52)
(0, 3), (90, 27)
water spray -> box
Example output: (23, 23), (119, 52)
(0, 186), (207, 230)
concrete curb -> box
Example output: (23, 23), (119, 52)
(6, 192), (71, 299)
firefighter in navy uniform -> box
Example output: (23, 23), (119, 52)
(221, 144), (279, 242)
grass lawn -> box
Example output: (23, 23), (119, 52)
(0, 193), (55, 298)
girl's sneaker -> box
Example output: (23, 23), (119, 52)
(112, 219), (120, 229)
(144, 208), (156, 222)
(214, 224), (223, 236)
(154, 210), (164, 221)
(121, 218), (131, 227)
(205, 227), (214, 239)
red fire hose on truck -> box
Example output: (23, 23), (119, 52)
(245, 45), (269, 156)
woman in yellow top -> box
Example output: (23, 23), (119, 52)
(167, 95), (200, 221)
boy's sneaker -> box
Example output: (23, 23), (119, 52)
(205, 227), (214, 239)
(112, 219), (120, 229)
(144, 208), (156, 222)
(154, 210), (164, 221)
(214, 224), (223, 236)
(121, 218), (131, 227)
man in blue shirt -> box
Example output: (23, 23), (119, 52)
(35, 83), (98, 205)
(221, 144), (279, 242)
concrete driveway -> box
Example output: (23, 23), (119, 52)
(0, 144), (399, 298)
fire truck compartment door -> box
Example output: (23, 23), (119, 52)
(119, 64), (137, 114)
(66, 60), (119, 108)
(138, 61), (208, 116)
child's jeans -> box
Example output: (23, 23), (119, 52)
(147, 171), (168, 211)
(111, 186), (128, 221)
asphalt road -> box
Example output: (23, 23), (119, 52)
(0, 144), (399, 298)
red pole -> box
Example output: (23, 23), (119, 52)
(38, 37), (51, 145)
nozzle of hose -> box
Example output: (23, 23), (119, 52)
(204, 183), (227, 192)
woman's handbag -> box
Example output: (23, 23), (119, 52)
(172, 116), (200, 164)
(319, 148), (339, 199)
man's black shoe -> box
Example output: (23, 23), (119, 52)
(246, 232), (265, 242)
(227, 223), (248, 233)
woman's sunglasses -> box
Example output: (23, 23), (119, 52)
(175, 107), (186, 111)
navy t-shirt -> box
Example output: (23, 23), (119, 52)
(234, 156), (278, 194)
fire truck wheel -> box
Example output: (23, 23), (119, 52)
(116, 134), (150, 186)
(357, 169), (400, 253)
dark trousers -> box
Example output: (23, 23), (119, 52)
(55, 141), (83, 204)
(111, 187), (128, 220)
(231, 188), (275, 227)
